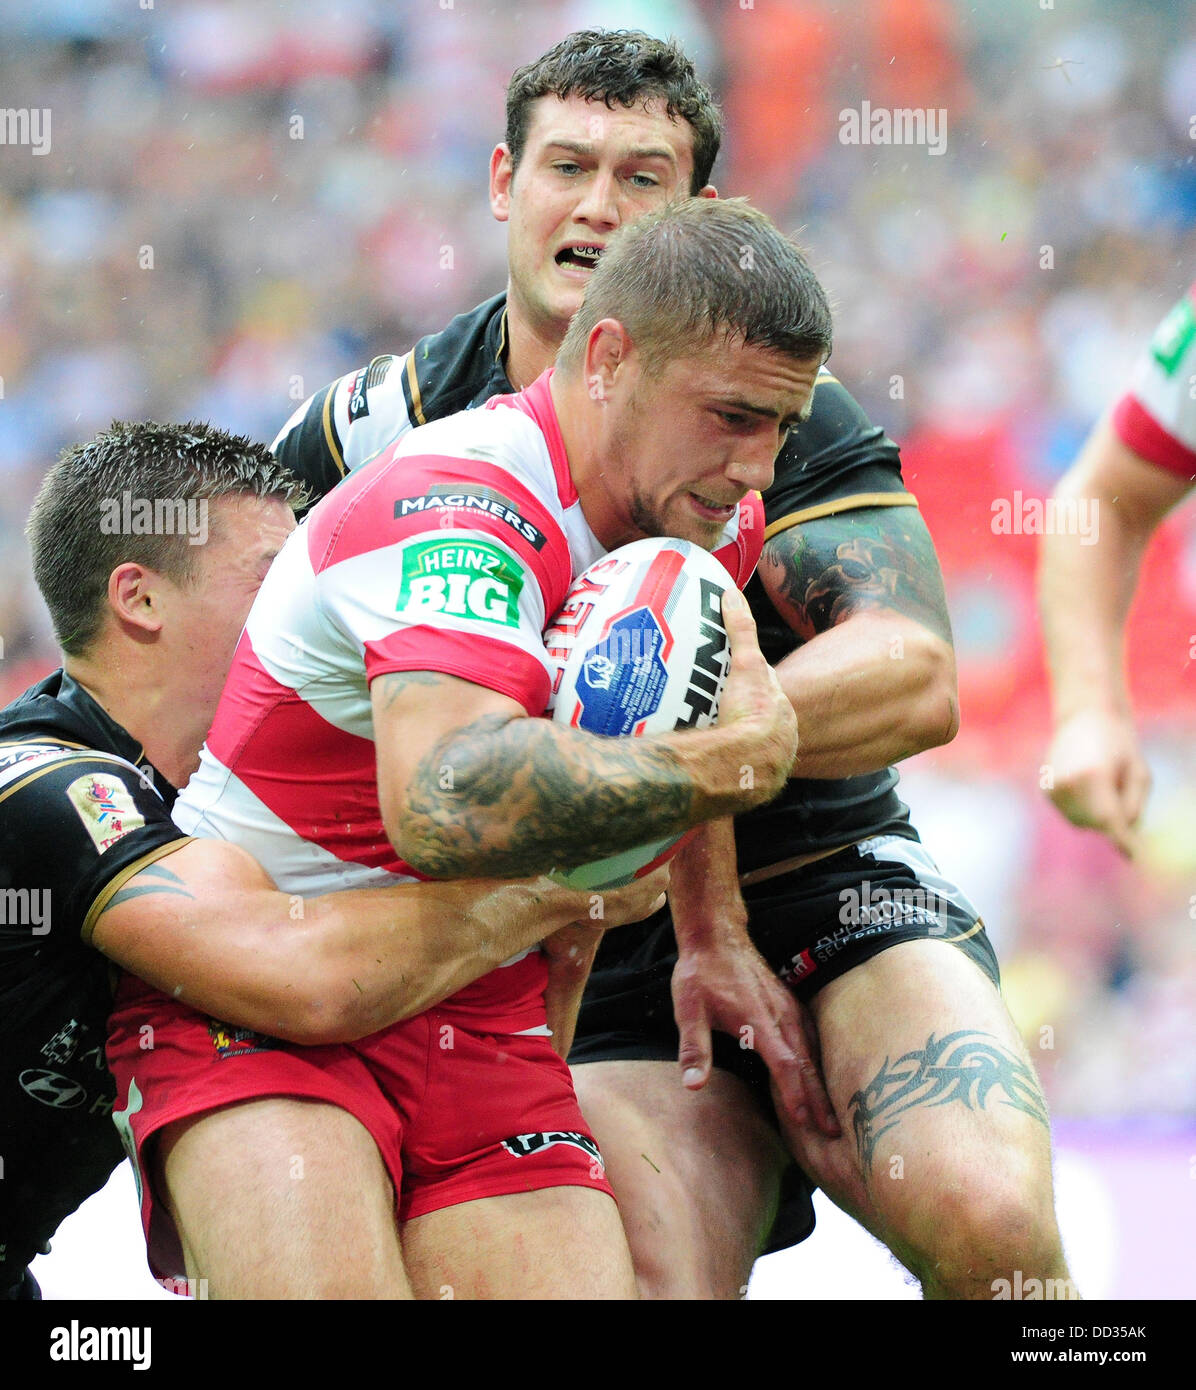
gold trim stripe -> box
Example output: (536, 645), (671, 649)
(763, 492), (918, 541)
(0, 736), (87, 751)
(82, 837), (195, 946)
(405, 351), (426, 427)
(0, 752), (146, 807)
(322, 382), (346, 477)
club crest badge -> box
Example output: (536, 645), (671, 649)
(66, 772), (145, 852)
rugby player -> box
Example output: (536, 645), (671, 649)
(274, 29), (1075, 1300)
(105, 198), (827, 1299)
(0, 420), (667, 1300)
(1041, 281), (1196, 853)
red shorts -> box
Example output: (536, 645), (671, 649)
(107, 977), (613, 1284)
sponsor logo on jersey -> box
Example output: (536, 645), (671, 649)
(207, 1019), (281, 1060)
(394, 488), (547, 551)
(500, 1131), (604, 1168)
(779, 949), (816, 986)
(65, 773), (145, 853)
(347, 355), (395, 422)
(0, 741), (73, 787)
(41, 1020), (84, 1066)
(1150, 291), (1196, 377)
(397, 538), (524, 627)
(347, 368), (370, 421)
(674, 578), (729, 729)
(18, 1067), (87, 1109)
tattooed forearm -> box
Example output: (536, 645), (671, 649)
(401, 712), (694, 878)
(101, 861), (196, 916)
(761, 506), (954, 645)
(848, 1029), (1049, 1172)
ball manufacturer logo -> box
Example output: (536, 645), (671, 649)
(673, 578), (729, 728)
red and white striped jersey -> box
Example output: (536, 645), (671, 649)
(175, 372), (762, 1026)
(1112, 282), (1196, 482)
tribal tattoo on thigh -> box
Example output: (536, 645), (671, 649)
(848, 1029), (1049, 1171)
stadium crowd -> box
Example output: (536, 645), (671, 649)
(1, 0), (1194, 1125)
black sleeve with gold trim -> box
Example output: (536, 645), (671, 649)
(269, 296), (512, 512)
(270, 377), (347, 506)
(0, 747), (187, 1029)
(748, 373), (922, 665)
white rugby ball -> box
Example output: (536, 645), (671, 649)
(543, 536), (733, 891)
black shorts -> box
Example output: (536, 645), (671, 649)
(569, 832), (1001, 1256)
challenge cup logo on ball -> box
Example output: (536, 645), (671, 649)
(544, 538), (732, 890)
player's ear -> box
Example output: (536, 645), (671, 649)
(585, 319), (633, 403)
(108, 563), (165, 636)
(490, 144), (514, 222)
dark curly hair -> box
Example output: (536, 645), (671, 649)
(505, 29), (723, 193)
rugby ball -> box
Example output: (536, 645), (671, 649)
(543, 536), (732, 891)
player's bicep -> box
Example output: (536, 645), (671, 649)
(370, 671), (526, 840)
(760, 504), (953, 644)
(89, 838), (294, 1013)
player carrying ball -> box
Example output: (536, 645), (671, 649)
(105, 198), (831, 1298)
(274, 29), (1075, 1300)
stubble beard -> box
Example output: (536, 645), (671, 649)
(614, 412), (721, 551)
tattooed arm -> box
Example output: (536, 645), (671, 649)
(373, 590), (796, 879)
(90, 838), (667, 1044)
(759, 504), (959, 778)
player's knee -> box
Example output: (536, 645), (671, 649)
(614, 1155), (751, 1300)
(891, 1161), (1064, 1296)
(621, 1167), (715, 1299)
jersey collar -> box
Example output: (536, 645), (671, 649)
(509, 369), (578, 508)
(54, 671), (175, 800)
(483, 297), (516, 396)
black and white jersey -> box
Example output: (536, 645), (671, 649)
(273, 293), (514, 500)
(0, 672), (187, 1285)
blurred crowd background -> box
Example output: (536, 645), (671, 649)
(1, 0), (1194, 1132)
